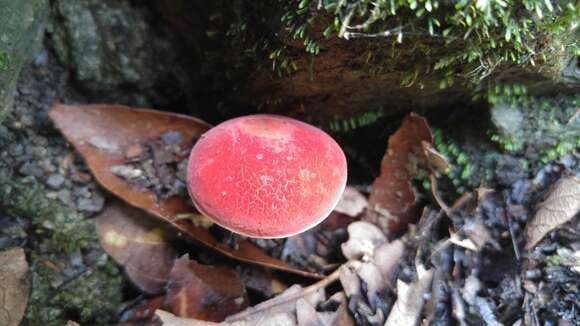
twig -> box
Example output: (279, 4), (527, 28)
(226, 267), (341, 322)
(430, 173), (451, 215)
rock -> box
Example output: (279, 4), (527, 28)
(46, 173), (65, 189)
(18, 162), (44, 178)
(57, 189), (72, 206)
(0, 0), (48, 123)
(491, 103), (524, 141)
(48, 0), (196, 109)
(76, 196), (105, 213)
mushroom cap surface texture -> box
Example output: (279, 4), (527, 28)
(187, 114), (347, 238)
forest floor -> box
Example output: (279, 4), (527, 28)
(0, 42), (578, 326)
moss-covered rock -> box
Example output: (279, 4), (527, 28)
(0, 0), (48, 123)
(0, 172), (123, 325)
(430, 92), (579, 194)
(218, 0), (579, 122)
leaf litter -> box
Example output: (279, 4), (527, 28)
(49, 103), (321, 278)
(0, 248), (29, 326)
(48, 105), (580, 325)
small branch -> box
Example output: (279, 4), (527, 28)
(226, 267), (341, 322)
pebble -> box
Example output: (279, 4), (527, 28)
(57, 189), (72, 205)
(18, 162), (44, 177)
(161, 131), (183, 145)
(46, 173), (65, 189)
(77, 196), (105, 213)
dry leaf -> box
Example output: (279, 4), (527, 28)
(156, 310), (217, 325)
(339, 261), (362, 298)
(50, 103), (321, 279)
(227, 267), (342, 324)
(384, 265), (434, 326)
(334, 187), (368, 217)
(296, 297), (353, 326)
(365, 114), (433, 234)
(525, 177), (580, 250)
(341, 221), (387, 260)
(226, 284), (324, 323)
(163, 256), (248, 321)
(372, 240), (404, 284)
(119, 295), (165, 324)
(96, 201), (177, 294)
(156, 309), (296, 326)
(239, 266), (287, 298)
(0, 248), (29, 326)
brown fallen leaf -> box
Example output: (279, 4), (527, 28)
(50, 103), (321, 279)
(96, 201), (177, 294)
(163, 256), (248, 321)
(525, 177), (580, 250)
(119, 295), (165, 325)
(0, 248), (29, 326)
(365, 114), (433, 235)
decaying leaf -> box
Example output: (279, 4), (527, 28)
(525, 177), (580, 250)
(372, 240), (405, 284)
(96, 201), (177, 294)
(156, 310), (216, 325)
(334, 186), (368, 217)
(341, 221), (387, 260)
(50, 103), (321, 278)
(339, 238), (404, 317)
(227, 266), (342, 324)
(226, 284), (324, 323)
(365, 114), (433, 234)
(119, 295), (165, 324)
(164, 256), (248, 321)
(0, 248), (29, 326)
(296, 297), (353, 326)
(239, 266), (287, 298)
(156, 309), (296, 326)
(384, 265), (434, 326)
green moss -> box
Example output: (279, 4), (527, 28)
(25, 253), (122, 326)
(0, 52), (9, 71)
(0, 175), (92, 254)
(0, 171), (123, 325)
(430, 92), (579, 195)
(488, 90), (579, 163)
(432, 128), (489, 193)
(327, 108), (385, 133)
(227, 0), (579, 82)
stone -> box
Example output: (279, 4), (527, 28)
(76, 194), (105, 213)
(48, 0), (193, 109)
(0, 0), (48, 123)
(46, 174), (65, 189)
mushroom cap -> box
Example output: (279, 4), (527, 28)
(187, 114), (347, 238)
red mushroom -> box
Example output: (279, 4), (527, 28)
(186, 114), (347, 238)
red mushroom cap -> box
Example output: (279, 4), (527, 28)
(187, 114), (347, 238)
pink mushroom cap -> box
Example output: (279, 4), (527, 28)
(187, 114), (348, 238)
